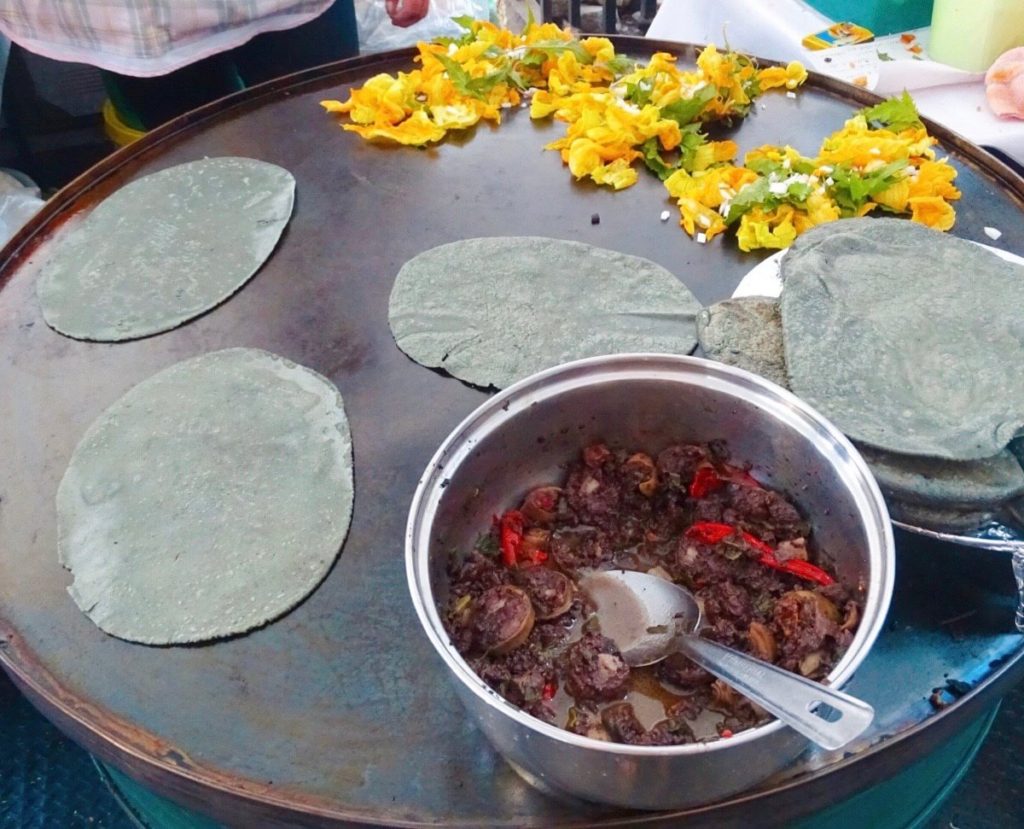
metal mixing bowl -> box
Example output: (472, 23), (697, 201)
(406, 354), (895, 810)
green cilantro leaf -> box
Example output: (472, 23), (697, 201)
(640, 137), (679, 180)
(828, 159), (908, 214)
(522, 39), (594, 65)
(624, 78), (654, 107)
(793, 157), (816, 175)
(746, 157), (783, 177)
(520, 50), (547, 68)
(786, 180), (813, 202)
(436, 15), (478, 47)
(660, 84), (716, 126)
(508, 67), (529, 90)
(676, 124), (710, 171)
(725, 177), (772, 224)
(434, 53), (509, 100)
(724, 175), (813, 224)
(741, 75), (762, 105)
(605, 54), (638, 78)
(858, 91), (923, 132)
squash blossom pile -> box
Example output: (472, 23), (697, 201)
(321, 19), (960, 250)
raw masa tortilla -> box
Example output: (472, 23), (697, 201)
(388, 236), (701, 389)
(58, 348), (353, 645)
(37, 157), (295, 342)
(699, 295), (1024, 516)
(780, 218), (1024, 460)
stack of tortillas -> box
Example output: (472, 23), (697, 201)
(698, 218), (1024, 530)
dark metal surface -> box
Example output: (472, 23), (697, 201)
(0, 38), (1023, 828)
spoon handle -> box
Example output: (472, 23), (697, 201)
(675, 635), (874, 751)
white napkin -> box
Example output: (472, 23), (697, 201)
(874, 59), (984, 95)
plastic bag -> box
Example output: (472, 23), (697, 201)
(356, 0), (492, 53)
(0, 170), (43, 249)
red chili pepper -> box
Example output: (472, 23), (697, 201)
(499, 510), (524, 568)
(542, 681), (557, 701)
(766, 556), (835, 586)
(720, 728), (734, 738)
(757, 553), (835, 586)
(740, 531), (775, 558)
(685, 522), (735, 545)
(689, 464), (724, 498)
(685, 521), (834, 586)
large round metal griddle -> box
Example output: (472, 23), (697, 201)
(1, 39), (1023, 828)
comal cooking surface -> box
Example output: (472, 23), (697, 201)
(1, 40), (1023, 827)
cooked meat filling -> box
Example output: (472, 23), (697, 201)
(443, 442), (861, 745)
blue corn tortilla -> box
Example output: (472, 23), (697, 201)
(58, 348), (353, 645)
(697, 297), (789, 389)
(388, 236), (701, 389)
(698, 294), (1024, 524)
(37, 157), (295, 342)
(780, 218), (1024, 460)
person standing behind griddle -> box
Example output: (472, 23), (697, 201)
(0, 0), (429, 130)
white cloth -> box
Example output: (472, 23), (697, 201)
(648, 0), (831, 65)
(647, 0), (1024, 165)
(0, 1), (333, 76)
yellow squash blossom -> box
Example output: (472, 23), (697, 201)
(326, 20), (809, 200)
(758, 61), (808, 90)
(529, 90), (564, 119)
(343, 110), (447, 145)
(736, 206), (799, 251)
(321, 72), (415, 125)
(872, 179), (911, 212)
(805, 191), (841, 225)
(744, 144), (812, 169)
(327, 21), (999, 253)
(691, 139), (739, 171)
(429, 103), (484, 130)
(590, 158), (638, 189)
(581, 36), (615, 63)
(909, 160), (960, 200)
(819, 116), (936, 167)
(909, 196), (956, 230)
(665, 166), (758, 242)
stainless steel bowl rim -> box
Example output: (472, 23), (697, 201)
(406, 353), (895, 756)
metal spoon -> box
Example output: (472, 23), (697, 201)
(579, 569), (875, 751)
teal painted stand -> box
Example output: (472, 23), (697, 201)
(96, 706), (999, 829)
